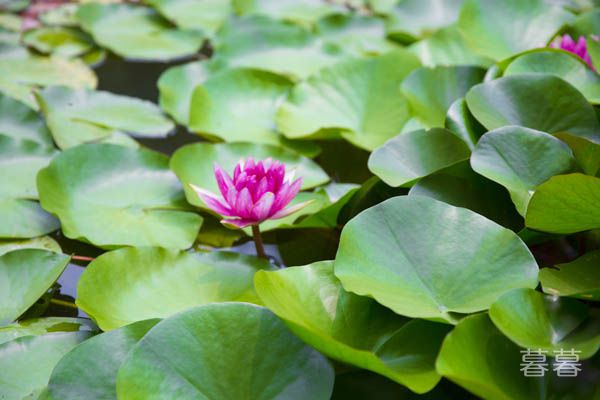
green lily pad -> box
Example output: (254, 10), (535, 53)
(0, 55), (97, 110)
(504, 50), (600, 104)
(385, 0), (464, 42)
(37, 143), (202, 249)
(470, 126), (576, 215)
(490, 288), (600, 359)
(0, 317), (96, 345)
(0, 249), (69, 326)
(458, 0), (575, 61)
(0, 93), (53, 147)
(255, 261), (451, 393)
(189, 68), (292, 145)
(555, 132), (600, 176)
(116, 303), (335, 399)
(368, 128), (471, 187)
(236, 0), (344, 26)
(277, 50), (421, 150)
(540, 250), (600, 301)
(570, 8), (600, 37)
(466, 75), (600, 143)
(294, 183), (359, 229)
(436, 313), (542, 400)
(145, 0), (231, 34)
(0, 236), (60, 257)
(444, 97), (486, 149)
(170, 141), (330, 208)
(47, 319), (159, 400)
(0, 136), (59, 239)
(401, 66), (485, 128)
(22, 27), (94, 58)
(409, 161), (523, 230)
(409, 25), (493, 67)
(36, 86), (174, 149)
(525, 173), (600, 234)
(39, 3), (79, 27)
(158, 60), (215, 125)
(77, 3), (205, 61)
(77, 247), (272, 330)
(334, 195), (539, 323)
(213, 16), (345, 80)
(0, 331), (92, 399)
(316, 14), (398, 56)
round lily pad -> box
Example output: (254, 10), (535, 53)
(22, 26), (94, 58)
(458, 0), (575, 61)
(368, 128), (471, 187)
(0, 317), (95, 345)
(237, 0), (344, 26)
(77, 3), (205, 61)
(37, 143), (202, 249)
(277, 50), (421, 150)
(47, 319), (159, 400)
(116, 303), (335, 400)
(0, 236), (60, 257)
(77, 247), (272, 330)
(540, 250), (600, 301)
(466, 75), (600, 144)
(146, 0), (231, 34)
(490, 288), (600, 359)
(255, 261), (451, 393)
(0, 249), (69, 326)
(170, 141), (330, 208)
(0, 93), (53, 147)
(470, 126), (576, 215)
(334, 195), (539, 323)
(36, 86), (174, 149)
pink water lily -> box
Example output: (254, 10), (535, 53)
(550, 34), (595, 70)
(190, 158), (309, 229)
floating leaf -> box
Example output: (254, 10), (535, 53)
(490, 288), (600, 358)
(0, 249), (69, 326)
(334, 196), (538, 323)
(0, 93), (53, 147)
(37, 143), (203, 249)
(0, 136), (59, 238)
(0, 56), (96, 109)
(444, 97), (485, 149)
(436, 314), (541, 400)
(170, 141), (329, 208)
(466, 75), (600, 143)
(470, 126), (576, 215)
(77, 247), (272, 330)
(0, 236), (60, 257)
(0, 331), (92, 399)
(540, 250), (600, 301)
(189, 68), (292, 145)
(409, 25), (493, 67)
(77, 3), (204, 61)
(236, 0), (344, 26)
(368, 128), (471, 187)
(47, 319), (159, 400)
(277, 50), (420, 150)
(145, 0), (231, 34)
(458, 0), (574, 60)
(409, 161), (523, 230)
(504, 50), (600, 104)
(213, 16), (345, 80)
(294, 183), (359, 228)
(0, 317), (95, 345)
(36, 86), (174, 149)
(525, 173), (600, 234)
(255, 261), (451, 393)
(385, 0), (464, 42)
(158, 60), (214, 125)
(401, 66), (485, 128)
(22, 27), (94, 58)
(116, 303), (335, 399)
(555, 132), (600, 176)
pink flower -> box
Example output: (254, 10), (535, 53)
(190, 158), (310, 228)
(550, 34), (594, 69)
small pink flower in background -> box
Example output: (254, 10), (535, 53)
(21, 0), (70, 31)
(550, 34), (595, 69)
(191, 158), (310, 229)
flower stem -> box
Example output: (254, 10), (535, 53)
(50, 298), (78, 310)
(251, 225), (267, 259)
(71, 255), (94, 262)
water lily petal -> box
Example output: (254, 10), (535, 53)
(252, 192), (275, 221)
(214, 163), (234, 198)
(189, 184), (235, 216)
(221, 218), (255, 228)
(236, 187), (254, 219)
(270, 200), (314, 220)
